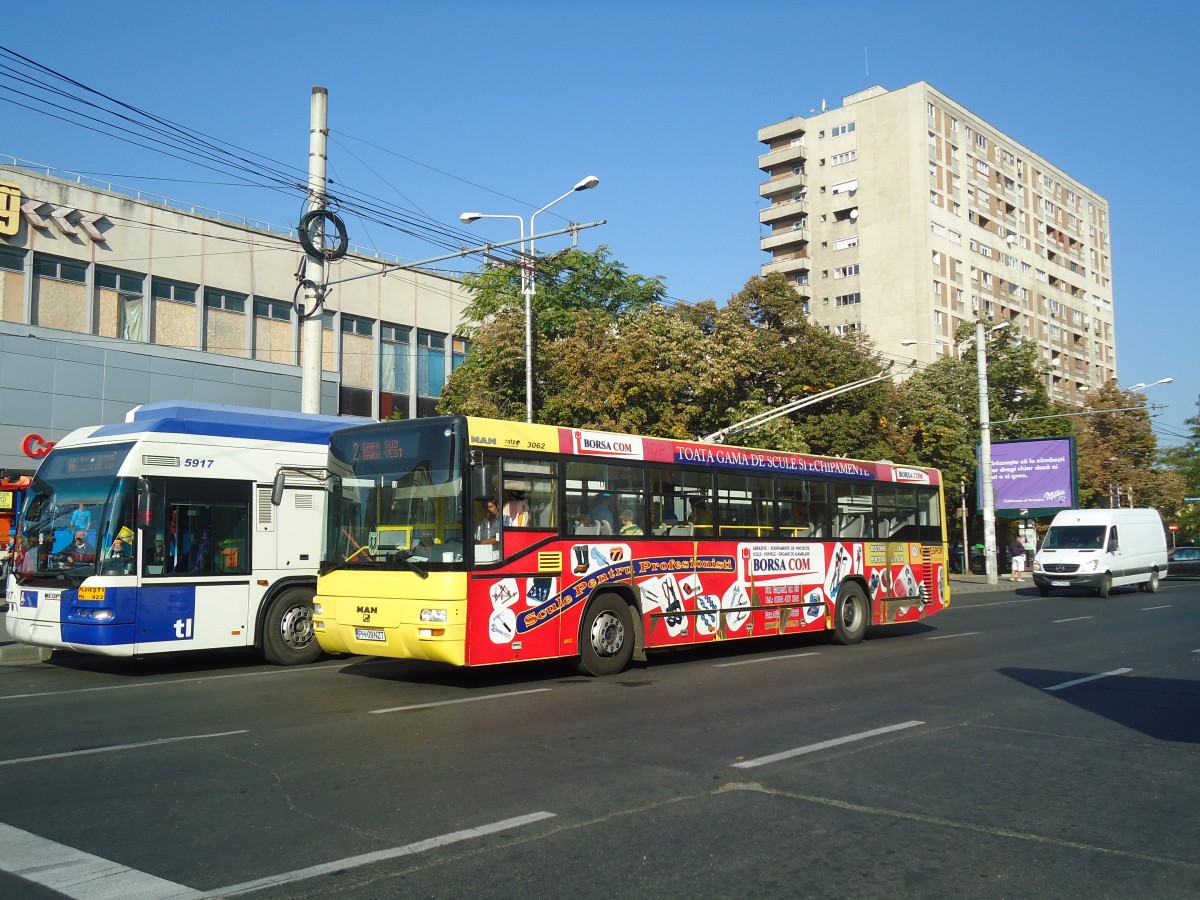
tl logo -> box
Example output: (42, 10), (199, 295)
(173, 617), (195, 640)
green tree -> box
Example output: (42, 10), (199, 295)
(702, 273), (898, 458)
(1160, 396), (1200, 543)
(1073, 381), (1184, 511)
(445, 246), (666, 420)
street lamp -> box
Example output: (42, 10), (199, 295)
(903, 320), (1009, 585)
(1128, 377), (1173, 391)
(460, 175), (600, 423)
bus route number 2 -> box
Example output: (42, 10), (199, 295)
(184, 458), (215, 468)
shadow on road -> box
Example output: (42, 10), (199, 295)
(999, 666), (1200, 744)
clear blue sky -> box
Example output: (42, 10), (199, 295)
(5, 0), (1197, 445)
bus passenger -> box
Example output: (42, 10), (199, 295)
(619, 509), (643, 536)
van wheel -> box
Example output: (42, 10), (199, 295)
(262, 587), (322, 665)
(1096, 573), (1112, 598)
(576, 594), (634, 676)
(1142, 570), (1160, 593)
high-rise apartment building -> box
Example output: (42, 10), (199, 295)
(758, 82), (1114, 403)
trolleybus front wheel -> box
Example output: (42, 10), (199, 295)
(263, 587), (322, 665)
(576, 593), (634, 677)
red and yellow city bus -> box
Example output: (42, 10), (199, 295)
(313, 416), (949, 675)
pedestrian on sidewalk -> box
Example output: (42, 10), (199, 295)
(1009, 537), (1027, 582)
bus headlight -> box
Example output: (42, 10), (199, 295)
(420, 608), (447, 623)
(93, 609), (115, 622)
(313, 602), (324, 615)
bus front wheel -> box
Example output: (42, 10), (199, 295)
(832, 583), (869, 645)
(576, 594), (634, 676)
(263, 587), (322, 666)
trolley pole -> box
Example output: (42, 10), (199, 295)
(301, 86), (329, 414)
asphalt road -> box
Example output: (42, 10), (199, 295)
(1, 577), (1198, 899)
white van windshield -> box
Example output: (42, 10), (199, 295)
(1042, 525), (1106, 550)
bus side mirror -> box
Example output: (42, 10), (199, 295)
(136, 478), (153, 532)
(472, 466), (494, 504)
(271, 471), (286, 507)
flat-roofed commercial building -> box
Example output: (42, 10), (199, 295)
(0, 160), (471, 477)
(758, 82), (1115, 402)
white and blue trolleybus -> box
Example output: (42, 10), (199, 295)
(3, 401), (355, 664)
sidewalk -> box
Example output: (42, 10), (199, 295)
(949, 572), (1029, 594)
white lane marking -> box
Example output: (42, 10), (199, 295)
(955, 596), (1041, 608)
(206, 811), (557, 897)
(732, 720), (924, 769)
(0, 662), (346, 702)
(369, 688), (551, 714)
(714, 652), (819, 668)
(0, 730), (249, 768)
(1051, 616), (1094, 624)
(1140, 605), (1171, 611)
(925, 632), (980, 640)
(1045, 668), (1132, 692)
(0, 821), (202, 899)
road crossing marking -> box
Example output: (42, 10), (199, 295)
(370, 688), (551, 714)
(715, 652), (819, 667)
(207, 812), (557, 896)
(732, 720), (924, 769)
(1044, 668), (1132, 692)
(0, 821), (202, 899)
(0, 730), (248, 768)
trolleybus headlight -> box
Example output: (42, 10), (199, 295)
(420, 608), (447, 623)
(313, 602), (324, 615)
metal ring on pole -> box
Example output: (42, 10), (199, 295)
(298, 209), (348, 261)
(292, 278), (326, 321)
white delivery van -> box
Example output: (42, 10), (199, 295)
(1032, 508), (1168, 597)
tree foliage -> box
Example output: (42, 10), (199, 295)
(1073, 380), (1185, 511)
(1159, 395), (1200, 542)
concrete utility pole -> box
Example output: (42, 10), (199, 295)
(976, 319), (999, 585)
(301, 86), (329, 414)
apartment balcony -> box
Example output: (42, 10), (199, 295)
(760, 229), (808, 252)
(759, 198), (808, 225)
(760, 171), (807, 198)
(758, 143), (807, 171)
(758, 117), (807, 144)
(761, 252), (810, 277)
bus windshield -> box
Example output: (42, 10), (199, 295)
(18, 442), (137, 580)
(324, 419), (463, 569)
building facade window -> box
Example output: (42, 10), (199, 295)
(0, 246), (24, 272)
(151, 278), (196, 304)
(831, 121), (855, 137)
(833, 264), (860, 279)
(97, 266), (144, 341)
(203, 288), (246, 313)
(33, 253), (87, 331)
(830, 150), (857, 166)
(835, 292), (861, 306)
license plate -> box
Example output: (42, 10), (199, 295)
(79, 587), (105, 600)
(1050, 580), (1070, 587)
(355, 628), (386, 642)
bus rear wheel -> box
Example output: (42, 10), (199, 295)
(576, 594), (634, 676)
(832, 583), (869, 645)
(263, 587), (322, 666)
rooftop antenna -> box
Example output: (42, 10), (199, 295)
(865, 47), (870, 81)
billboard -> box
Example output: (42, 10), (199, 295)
(982, 436), (1077, 518)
